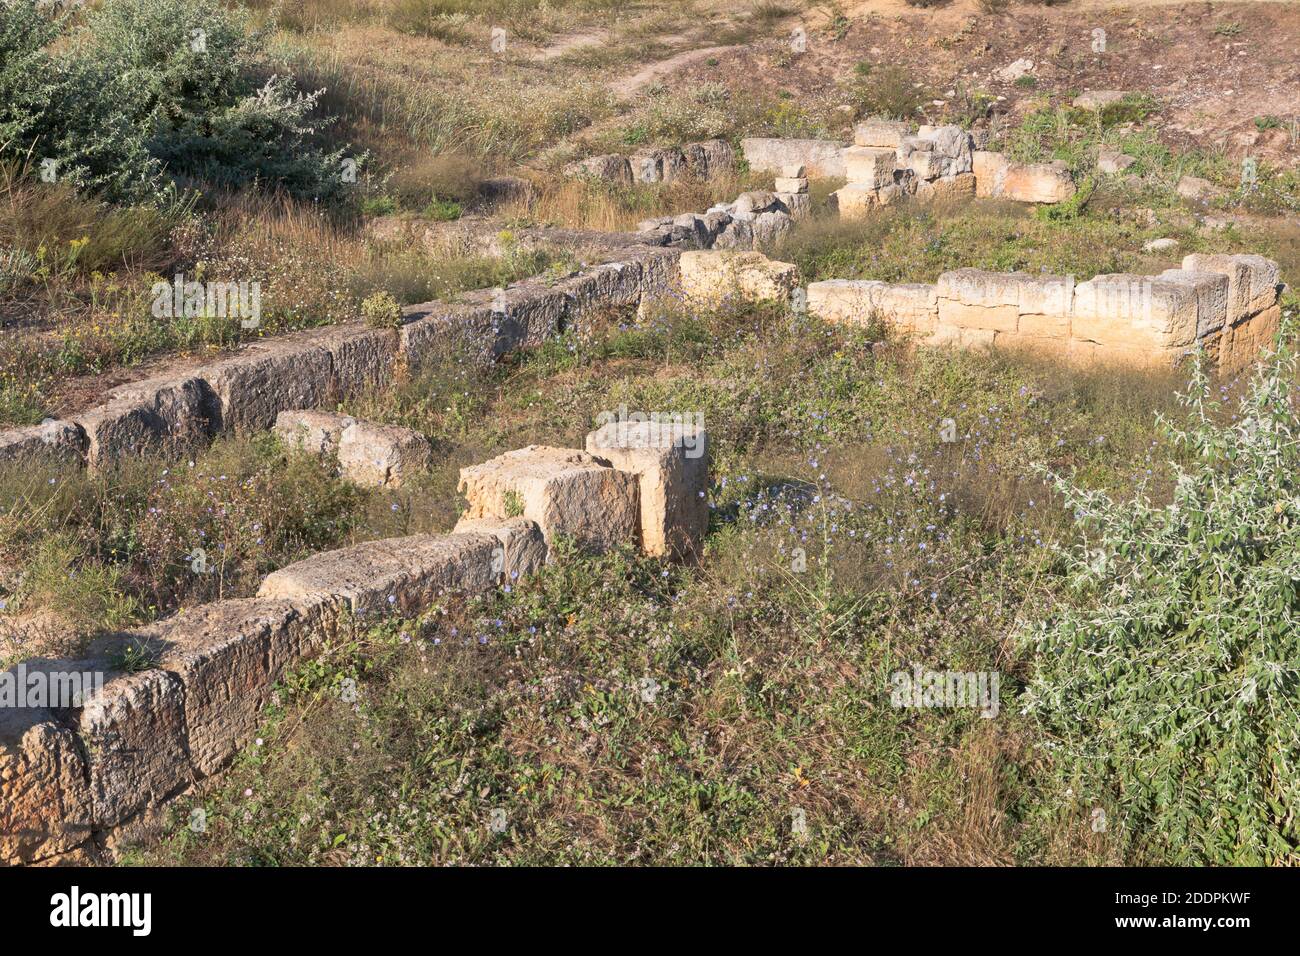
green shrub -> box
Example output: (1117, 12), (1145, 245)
(361, 290), (404, 329)
(0, 0), (347, 203)
(1022, 332), (1300, 864)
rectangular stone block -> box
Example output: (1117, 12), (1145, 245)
(843, 146), (897, 189)
(151, 598), (308, 777)
(458, 445), (639, 553)
(973, 150), (1010, 198)
(854, 118), (911, 148)
(914, 173), (976, 203)
(1072, 273), (1197, 349)
(679, 251), (799, 308)
(77, 374), (216, 468)
(773, 177), (809, 194)
(450, 516), (548, 584)
(1181, 253), (1281, 321)
(0, 707), (93, 865)
(200, 339), (334, 434)
(0, 420), (85, 470)
(938, 299), (1019, 333)
(740, 138), (848, 178)
(1220, 304), (1281, 375)
(78, 668), (190, 829)
(259, 533), (500, 617)
(807, 280), (938, 333)
(316, 325), (400, 396)
(586, 421), (710, 561)
(274, 410), (355, 456)
(337, 421), (432, 488)
(1157, 269), (1229, 337)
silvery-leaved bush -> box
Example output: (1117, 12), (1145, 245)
(1020, 323), (1300, 864)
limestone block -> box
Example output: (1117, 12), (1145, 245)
(0, 420), (85, 469)
(679, 250), (800, 307)
(914, 172), (976, 203)
(563, 154), (633, 185)
(682, 139), (736, 180)
(1156, 269), (1229, 337)
(740, 138), (848, 178)
(973, 150), (1010, 198)
(78, 668), (190, 829)
(1072, 274), (1198, 349)
(151, 598), (309, 777)
(457, 445), (639, 553)
(1000, 162), (1075, 203)
(450, 516), (548, 583)
(807, 280), (938, 333)
(0, 707), (92, 865)
(78, 374), (216, 467)
(773, 176), (809, 194)
(854, 118), (911, 148)
(200, 338), (334, 434)
(843, 146), (897, 189)
(586, 420), (709, 560)
(337, 421), (433, 488)
(1181, 253), (1281, 322)
(274, 410), (355, 456)
(259, 532), (500, 615)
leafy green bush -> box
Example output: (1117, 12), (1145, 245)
(361, 290), (403, 329)
(0, 0), (347, 203)
(1022, 331), (1300, 864)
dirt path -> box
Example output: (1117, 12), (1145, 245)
(609, 44), (746, 97)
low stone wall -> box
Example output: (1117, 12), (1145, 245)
(807, 253), (1283, 373)
(0, 244), (681, 474)
(2, 426), (709, 865)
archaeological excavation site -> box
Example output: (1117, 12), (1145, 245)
(2, 0), (1299, 915)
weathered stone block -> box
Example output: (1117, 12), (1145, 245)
(773, 176), (809, 194)
(1001, 162), (1076, 203)
(152, 598), (308, 777)
(740, 138), (848, 178)
(1181, 253), (1280, 321)
(914, 172), (976, 203)
(854, 118), (911, 148)
(450, 516), (548, 583)
(78, 668), (190, 829)
(316, 326), (400, 396)
(679, 250), (799, 307)
(843, 146), (897, 188)
(586, 421), (710, 560)
(973, 150), (1010, 197)
(1156, 269), (1229, 337)
(807, 280), (938, 333)
(337, 421), (433, 488)
(682, 139), (736, 180)
(458, 445), (639, 553)
(274, 410), (355, 456)
(259, 533), (499, 615)
(0, 707), (93, 865)
(1072, 274), (1198, 349)
(201, 339), (334, 434)
(78, 374), (216, 467)
(0, 420), (85, 470)
(564, 154), (632, 185)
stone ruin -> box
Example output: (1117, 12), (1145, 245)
(679, 249), (1283, 376)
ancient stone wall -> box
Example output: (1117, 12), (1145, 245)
(2, 428), (709, 866)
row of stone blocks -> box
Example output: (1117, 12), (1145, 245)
(0, 246), (683, 473)
(743, 122), (1075, 211)
(807, 253), (1283, 373)
(0, 423), (709, 865)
